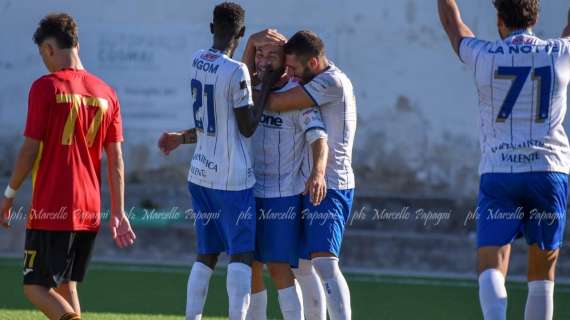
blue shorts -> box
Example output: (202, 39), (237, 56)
(255, 195), (302, 268)
(477, 172), (568, 250)
(300, 189), (354, 259)
(188, 182), (256, 255)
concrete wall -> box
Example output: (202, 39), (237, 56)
(0, 0), (568, 198)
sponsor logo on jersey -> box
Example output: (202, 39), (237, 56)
(260, 113), (283, 128)
(200, 52), (220, 62)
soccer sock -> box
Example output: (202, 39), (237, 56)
(246, 290), (267, 320)
(312, 257), (351, 320)
(227, 262), (252, 320)
(186, 262), (213, 320)
(59, 313), (80, 320)
(293, 259), (326, 320)
(278, 283), (304, 320)
(478, 269), (508, 320)
(524, 280), (554, 320)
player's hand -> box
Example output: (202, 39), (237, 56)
(109, 213), (136, 248)
(158, 132), (183, 156)
(0, 197), (13, 229)
(304, 172), (327, 206)
(248, 29), (287, 49)
(261, 65), (285, 88)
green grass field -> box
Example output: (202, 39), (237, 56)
(1, 259), (569, 319)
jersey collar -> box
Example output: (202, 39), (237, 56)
(508, 29), (534, 38)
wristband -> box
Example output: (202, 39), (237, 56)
(4, 185), (17, 199)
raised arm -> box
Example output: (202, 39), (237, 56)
(438, 0), (475, 56)
(105, 142), (135, 248)
(241, 29), (287, 81)
(0, 138), (41, 228)
(234, 67), (282, 137)
(563, 7), (570, 38)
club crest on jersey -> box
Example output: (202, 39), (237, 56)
(200, 52), (220, 62)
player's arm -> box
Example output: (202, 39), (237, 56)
(438, 0), (475, 56)
(562, 7), (570, 38)
(234, 67), (282, 137)
(254, 86), (316, 113)
(104, 142), (136, 248)
(158, 128), (197, 156)
(305, 136), (328, 206)
(0, 138), (41, 228)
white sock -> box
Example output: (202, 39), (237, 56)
(278, 283), (304, 320)
(186, 262), (213, 320)
(478, 269), (508, 320)
(525, 280), (554, 320)
(312, 257), (351, 320)
(246, 290), (267, 320)
(227, 262), (252, 320)
(293, 259), (326, 320)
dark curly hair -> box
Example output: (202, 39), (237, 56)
(284, 30), (325, 61)
(213, 2), (245, 38)
(493, 0), (540, 30)
(33, 13), (78, 48)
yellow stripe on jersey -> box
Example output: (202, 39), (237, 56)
(31, 141), (44, 192)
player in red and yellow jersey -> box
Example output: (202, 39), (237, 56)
(0, 13), (135, 320)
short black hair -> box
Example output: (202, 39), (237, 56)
(213, 2), (245, 38)
(493, 0), (540, 30)
(33, 13), (78, 48)
(283, 30), (325, 61)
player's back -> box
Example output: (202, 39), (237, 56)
(25, 69), (122, 231)
(461, 32), (570, 174)
(187, 48), (255, 191)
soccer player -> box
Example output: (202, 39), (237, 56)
(0, 13), (136, 320)
(241, 39), (329, 320)
(438, 1), (570, 319)
(244, 30), (357, 320)
(157, 3), (280, 320)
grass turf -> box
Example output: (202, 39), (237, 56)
(1, 259), (569, 319)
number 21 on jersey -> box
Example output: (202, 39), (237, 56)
(191, 79), (216, 136)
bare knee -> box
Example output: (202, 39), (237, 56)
(251, 261), (265, 293)
(197, 253), (220, 270)
(477, 245), (511, 276)
(528, 245), (558, 281)
(268, 263), (294, 289)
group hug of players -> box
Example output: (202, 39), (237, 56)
(1, 1), (570, 319)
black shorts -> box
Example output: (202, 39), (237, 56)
(23, 229), (97, 288)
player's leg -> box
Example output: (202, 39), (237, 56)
(303, 189), (354, 320)
(246, 261), (267, 320)
(54, 282), (80, 315)
(293, 259), (326, 320)
(256, 195), (304, 319)
(525, 246), (558, 320)
(23, 285), (78, 320)
(187, 182), (224, 320)
(476, 173), (523, 320)
(216, 187), (257, 320)
(523, 172), (567, 320)
(23, 230), (81, 320)
(267, 263), (303, 320)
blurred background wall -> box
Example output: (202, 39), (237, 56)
(0, 0), (569, 278)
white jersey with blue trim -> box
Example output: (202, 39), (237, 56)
(460, 31), (570, 175)
(303, 63), (357, 190)
(187, 48), (256, 191)
(252, 80), (328, 198)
